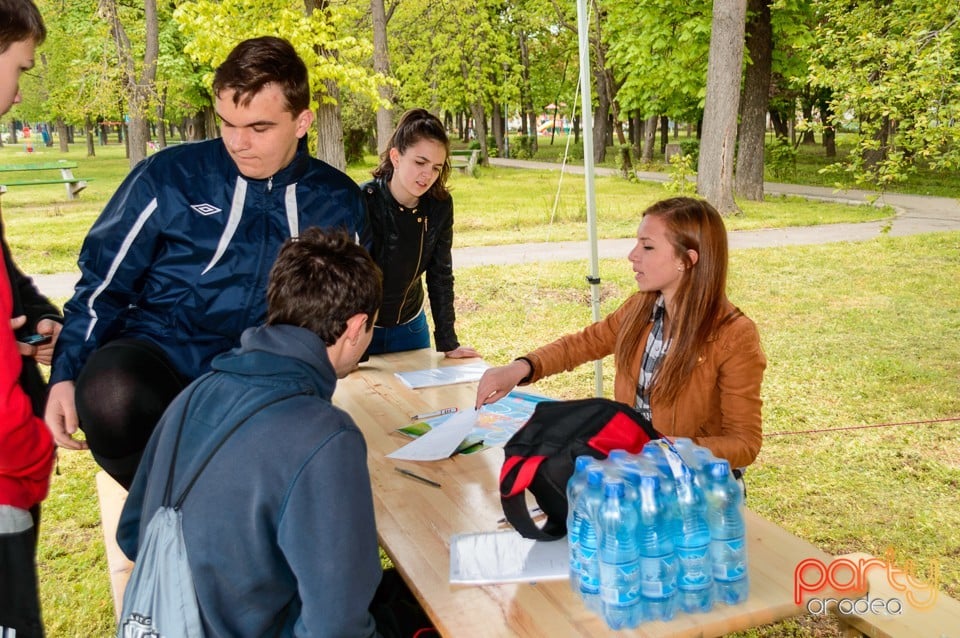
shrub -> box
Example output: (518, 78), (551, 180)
(678, 139), (700, 165)
(766, 137), (798, 180)
(509, 135), (534, 160)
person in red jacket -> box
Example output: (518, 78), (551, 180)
(0, 1), (57, 636)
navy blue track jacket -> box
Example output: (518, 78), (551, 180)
(51, 138), (369, 384)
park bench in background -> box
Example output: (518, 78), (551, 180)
(0, 160), (90, 200)
(451, 149), (480, 176)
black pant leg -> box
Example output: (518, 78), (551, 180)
(0, 506), (44, 638)
(75, 338), (188, 489)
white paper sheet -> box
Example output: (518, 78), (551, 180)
(386, 410), (479, 461)
(394, 362), (490, 389)
(449, 529), (569, 584)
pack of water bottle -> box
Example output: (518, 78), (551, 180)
(566, 438), (748, 630)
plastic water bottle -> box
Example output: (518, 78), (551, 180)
(575, 467), (605, 612)
(598, 479), (641, 629)
(636, 471), (678, 622)
(566, 455), (597, 592)
(672, 438), (716, 490)
(674, 464), (714, 613)
(639, 443), (682, 543)
(705, 460), (749, 605)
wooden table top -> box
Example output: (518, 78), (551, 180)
(334, 349), (840, 637)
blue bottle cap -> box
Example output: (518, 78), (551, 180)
(707, 460), (731, 480)
(602, 478), (625, 498)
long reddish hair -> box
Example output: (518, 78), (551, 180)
(616, 197), (736, 405)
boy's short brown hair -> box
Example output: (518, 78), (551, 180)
(267, 228), (382, 346)
(212, 36), (310, 115)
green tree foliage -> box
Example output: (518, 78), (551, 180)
(18, 0), (122, 129)
(155, 6), (209, 129)
(808, 0), (960, 188)
(604, 0), (712, 122)
(174, 0), (384, 109)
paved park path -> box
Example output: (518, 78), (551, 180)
(31, 158), (960, 297)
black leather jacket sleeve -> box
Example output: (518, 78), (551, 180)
(424, 197), (458, 352)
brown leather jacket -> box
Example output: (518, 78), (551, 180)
(521, 293), (766, 468)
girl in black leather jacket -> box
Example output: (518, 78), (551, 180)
(361, 108), (479, 359)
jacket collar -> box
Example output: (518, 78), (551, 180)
(212, 324), (337, 400)
(218, 136), (312, 189)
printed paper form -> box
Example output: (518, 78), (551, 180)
(386, 410), (479, 461)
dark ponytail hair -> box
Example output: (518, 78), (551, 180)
(372, 108), (451, 200)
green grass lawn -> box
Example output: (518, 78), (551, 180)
(5, 137), (958, 636)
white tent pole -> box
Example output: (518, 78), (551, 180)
(575, 0), (603, 397)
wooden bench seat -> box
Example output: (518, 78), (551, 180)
(450, 149), (480, 176)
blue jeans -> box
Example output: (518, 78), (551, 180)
(367, 309), (431, 355)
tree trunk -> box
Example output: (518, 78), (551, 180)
(306, 0), (346, 168)
(800, 91), (816, 144)
(734, 0), (772, 202)
(100, 0), (158, 167)
(769, 109), (789, 140)
(316, 78), (346, 169)
(862, 114), (891, 171)
(610, 98), (633, 178)
(157, 88), (167, 149)
(591, 71), (612, 163)
(518, 30), (537, 154)
(631, 111), (642, 157)
(471, 102), (488, 164)
(659, 115), (669, 155)
(697, 0), (747, 215)
(589, 0), (611, 163)
(641, 115), (657, 163)
(56, 118), (69, 153)
(819, 91), (837, 158)
(491, 103), (504, 156)
(371, 0), (393, 155)
(85, 117), (95, 157)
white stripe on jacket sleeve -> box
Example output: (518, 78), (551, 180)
(85, 198), (159, 340)
(202, 177), (247, 275)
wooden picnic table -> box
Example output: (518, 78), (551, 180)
(0, 160), (90, 199)
(333, 348), (861, 637)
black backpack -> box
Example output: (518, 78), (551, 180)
(499, 397), (661, 541)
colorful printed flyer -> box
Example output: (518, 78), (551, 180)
(391, 391), (554, 459)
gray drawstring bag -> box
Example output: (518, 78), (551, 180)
(117, 506), (203, 637)
(117, 387), (303, 638)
